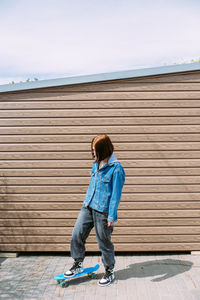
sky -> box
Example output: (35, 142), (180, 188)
(0, 0), (200, 85)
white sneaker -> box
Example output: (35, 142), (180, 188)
(64, 261), (84, 278)
(98, 269), (115, 286)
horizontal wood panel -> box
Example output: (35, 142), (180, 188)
(1, 108), (200, 118)
(2, 99), (200, 109)
(1, 235), (200, 243)
(23, 82), (200, 92)
(0, 151), (200, 160)
(0, 116), (200, 126)
(0, 125), (200, 135)
(1, 218), (200, 227)
(1, 176), (200, 185)
(1, 210), (200, 219)
(1, 201), (200, 210)
(1, 193), (200, 202)
(1, 167), (200, 177)
(46, 82), (200, 92)
(0, 142), (199, 151)
(2, 226), (200, 235)
(44, 77), (200, 92)
(0, 159), (200, 168)
(0, 134), (199, 143)
(1, 91), (200, 100)
(0, 243), (200, 252)
(1, 185), (200, 193)
(115, 72), (200, 83)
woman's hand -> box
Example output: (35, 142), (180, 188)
(108, 221), (114, 227)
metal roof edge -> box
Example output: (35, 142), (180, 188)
(0, 62), (200, 93)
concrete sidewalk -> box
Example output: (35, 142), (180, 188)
(0, 253), (200, 300)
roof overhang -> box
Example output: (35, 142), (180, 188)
(0, 62), (200, 93)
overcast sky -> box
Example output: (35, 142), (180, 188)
(0, 0), (200, 85)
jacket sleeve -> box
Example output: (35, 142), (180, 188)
(108, 167), (125, 223)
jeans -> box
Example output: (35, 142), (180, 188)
(70, 205), (115, 270)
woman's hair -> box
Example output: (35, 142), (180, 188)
(91, 134), (114, 162)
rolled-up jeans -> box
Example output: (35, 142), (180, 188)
(70, 205), (115, 270)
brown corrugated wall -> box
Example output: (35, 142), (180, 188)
(0, 70), (200, 252)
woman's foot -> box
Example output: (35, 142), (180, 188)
(98, 269), (115, 286)
(64, 261), (84, 278)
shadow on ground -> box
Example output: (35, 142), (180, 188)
(58, 258), (193, 287)
(114, 258), (193, 282)
(0, 258), (6, 266)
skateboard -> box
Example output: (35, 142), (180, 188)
(54, 264), (100, 287)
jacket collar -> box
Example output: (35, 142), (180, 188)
(107, 153), (118, 165)
(94, 153), (118, 168)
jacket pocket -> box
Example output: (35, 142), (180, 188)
(102, 175), (112, 183)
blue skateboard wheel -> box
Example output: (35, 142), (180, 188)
(60, 281), (67, 287)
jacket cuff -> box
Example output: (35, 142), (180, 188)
(107, 215), (118, 223)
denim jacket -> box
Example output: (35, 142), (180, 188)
(83, 153), (125, 222)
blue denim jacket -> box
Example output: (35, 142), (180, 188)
(83, 153), (125, 222)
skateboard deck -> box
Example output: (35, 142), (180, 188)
(54, 264), (100, 287)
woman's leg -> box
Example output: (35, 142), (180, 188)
(93, 210), (115, 270)
(70, 206), (94, 262)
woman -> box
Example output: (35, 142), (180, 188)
(64, 134), (125, 286)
